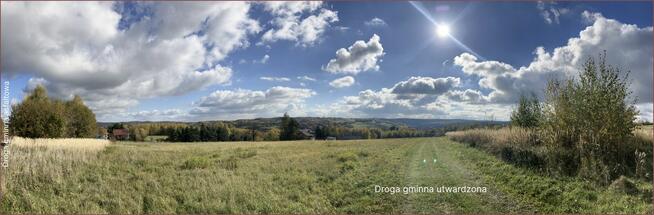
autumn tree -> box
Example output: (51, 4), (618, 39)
(9, 86), (67, 138)
(65, 95), (97, 138)
(541, 52), (638, 184)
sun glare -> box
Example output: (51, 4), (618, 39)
(436, 24), (450, 38)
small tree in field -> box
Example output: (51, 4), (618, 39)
(279, 113), (299, 141)
(510, 93), (542, 128)
(541, 52), (638, 184)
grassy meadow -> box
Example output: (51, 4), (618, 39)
(1, 137), (651, 213)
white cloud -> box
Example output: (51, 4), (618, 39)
(320, 85), (507, 120)
(297, 76), (317, 81)
(323, 34), (385, 75)
(190, 86), (316, 119)
(1, 2), (260, 120)
(453, 11), (652, 105)
(260, 1), (338, 47)
(391, 76), (460, 95)
(536, 1), (570, 25)
(364, 17), (387, 27)
(260, 76), (291, 82)
(636, 103), (653, 123)
(445, 89), (489, 104)
(329, 76), (355, 88)
(254, 54), (270, 64)
(334, 26), (350, 32)
(125, 109), (190, 121)
(315, 75), (505, 120)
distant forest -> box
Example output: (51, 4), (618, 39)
(102, 115), (507, 142)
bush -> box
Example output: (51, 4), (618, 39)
(511, 93), (542, 128)
(449, 53), (651, 185)
(541, 53), (639, 184)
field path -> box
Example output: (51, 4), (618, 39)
(400, 138), (529, 213)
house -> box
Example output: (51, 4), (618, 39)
(110, 128), (130, 141)
(299, 129), (315, 140)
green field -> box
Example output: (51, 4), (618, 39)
(2, 137), (651, 213)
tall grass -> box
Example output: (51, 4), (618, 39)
(5, 137), (110, 186)
(446, 127), (545, 169)
(446, 126), (652, 181)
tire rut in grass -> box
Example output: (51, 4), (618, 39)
(401, 138), (526, 213)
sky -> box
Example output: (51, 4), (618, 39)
(1, 1), (652, 122)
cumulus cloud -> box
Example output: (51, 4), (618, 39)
(391, 77), (460, 95)
(364, 17), (387, 27)
(314, 75), (504, 119)
(1, 2), (260, 119)
(260, 1), (338, 47)
(320, 85), (506, 120)
(323, 34), (385, 74)
(190, 86), (316, 119)
(536, 1), (570, 24)
(329, 76), (355, 88)
(453, 11), (652, 104)
(260, 76), (291, 82)
(445, 89), (488, 103)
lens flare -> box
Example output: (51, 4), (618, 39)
(436, 24), (450, 38)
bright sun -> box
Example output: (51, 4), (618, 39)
(436, 24), (450, 38)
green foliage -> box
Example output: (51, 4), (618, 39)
(264, 128), (280, 141)
(65, 95), (97, 138)
(9, 86), (97, 138)
(510, 93), (542, 128)
(280, 113), (300, 140)
(10, 86), (67, 138)
(541, 52), (639, 184)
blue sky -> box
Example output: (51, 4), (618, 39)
(1, 1), (652, 122)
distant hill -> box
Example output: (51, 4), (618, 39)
(99, 117), (507, 130)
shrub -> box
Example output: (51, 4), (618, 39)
(510, 93), (542, 128)
(541, 53), (639, 184)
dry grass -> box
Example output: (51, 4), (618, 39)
(634, 125), (653, 142)
(446, 127), (540, 153)
(5, 137), (110, 185)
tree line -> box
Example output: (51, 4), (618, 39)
(7, 86), (500, 142)
(131, 113), (455, 142)
(9, 86), (97, 138)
